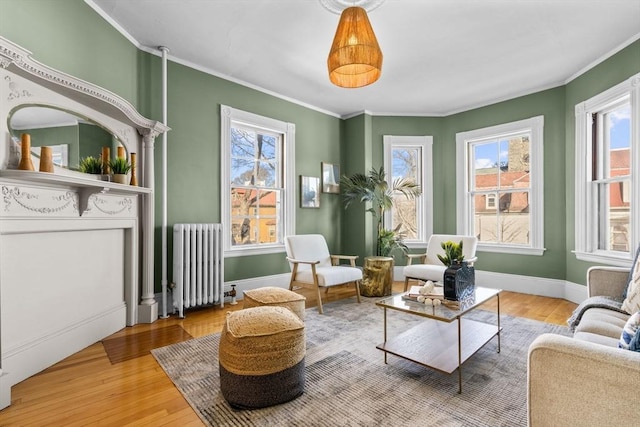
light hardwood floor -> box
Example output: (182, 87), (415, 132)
(0, 283), (576, 426)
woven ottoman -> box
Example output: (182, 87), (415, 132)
(243, 286), (306, 320)
(219, 305), (305, 409)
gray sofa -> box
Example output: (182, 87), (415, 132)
(527, 266), (640, 426)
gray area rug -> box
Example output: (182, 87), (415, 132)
(151, 296), (570, 426)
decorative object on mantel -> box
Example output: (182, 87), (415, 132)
(39, 146), (54, 173)
(324, 0), (385, 88)
(101, 146), (110, 174)
(109, 157), (131, 185)
(117, 146), (125, 159)
(18, 133), (35, 171)
(78, 156), (103, 175)
(130, 153), (138, 186)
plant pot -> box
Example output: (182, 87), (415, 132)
(112, 173), (128, 184)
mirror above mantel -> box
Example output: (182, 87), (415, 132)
(8, 105), (125, 171)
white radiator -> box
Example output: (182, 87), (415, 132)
(172, 223), (224, 317)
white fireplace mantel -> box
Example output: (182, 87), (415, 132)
(0, 36), (169, 410)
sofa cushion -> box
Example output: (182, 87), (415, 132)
(619, 311), (640, 351)
(622, 254), (640, 313)
(573, 331), (622, 347)
(574, 307), (629, 340)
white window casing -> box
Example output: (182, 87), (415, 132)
(574, 73), (640, 266)
(456, 116), (545, 255)
(383, 135), (433, 247)
(220, 105), (295, 257)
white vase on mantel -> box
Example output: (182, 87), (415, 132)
(112, 174), (128, 184)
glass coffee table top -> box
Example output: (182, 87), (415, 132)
(376, 286), (501, 322)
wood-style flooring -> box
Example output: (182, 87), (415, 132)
(0, 283), (577, 426)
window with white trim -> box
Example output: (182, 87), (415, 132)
(383, 135), (433, 247)
(220, 105), (295, 257)
(456, 116), (545, 255)
(574, 73), (639, 266)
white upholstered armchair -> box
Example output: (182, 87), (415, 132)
(403, 234), (478, 291)
(285, 234), (362, 314)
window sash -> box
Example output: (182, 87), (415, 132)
(383, 136), (433, 247)
(574, 72), (639, 266)
(456, 116), (544, 255)
(221, 105), (295, 257)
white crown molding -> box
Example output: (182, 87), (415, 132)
(565, 32), (640, 84)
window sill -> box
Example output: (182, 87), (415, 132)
(477, 244), (545, 256)
(225, 244), (286, 258)
(573, 250), (633, 268)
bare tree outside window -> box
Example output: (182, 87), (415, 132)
(230, 127), (281, 246)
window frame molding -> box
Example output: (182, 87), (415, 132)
(456, 116), (545, 256)
(220, 105), (296, 258)
(574, 72), (640, 266)
(383, 135), (433, 248)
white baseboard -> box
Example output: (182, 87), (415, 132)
(157, 269), (588, 318)
(392, 266), (587, 304)
(0, 304), (126, 410)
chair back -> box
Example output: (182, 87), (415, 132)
(425, 234), (478, 265)
(284, 234), (332, 271)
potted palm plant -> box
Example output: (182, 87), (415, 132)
(341, 166), (421, 257)
(341, 166), (421, 297)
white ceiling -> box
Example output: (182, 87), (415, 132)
(88, 0), (640, 118)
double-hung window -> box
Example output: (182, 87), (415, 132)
(456, 116), (545, 255)
(383, 135), (433, 247)
(220, 105), (295, 257)
(574, 73), (640, 265)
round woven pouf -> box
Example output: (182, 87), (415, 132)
(243, 286), (306, 320)
(219, 305), (305, 409)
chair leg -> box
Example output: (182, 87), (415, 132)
(354, 280), (361, 303)
(311, 264), (324, 314)
(289, 264), (298, 291)
(404, 276), (410, 292)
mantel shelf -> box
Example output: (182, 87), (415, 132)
(0, 169), (152, 216)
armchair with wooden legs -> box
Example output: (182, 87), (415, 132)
(285, 234), (362, 314)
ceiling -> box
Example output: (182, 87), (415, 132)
(88, 0), (640, 118)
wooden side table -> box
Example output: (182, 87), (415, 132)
(361, 256), (394, 297)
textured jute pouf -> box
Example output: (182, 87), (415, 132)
(219, 306), (306, 409)
(243, 286), (306, 320)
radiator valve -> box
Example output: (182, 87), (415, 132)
(224, 284), (238, 305)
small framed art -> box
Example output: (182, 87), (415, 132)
(300, 175), (320, 208)
(321, 162), (340, 194)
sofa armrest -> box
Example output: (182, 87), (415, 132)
(528, 333), (640, 426)
(587, 266), (630, 298)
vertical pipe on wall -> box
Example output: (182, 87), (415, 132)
(159, 46), (170, 319)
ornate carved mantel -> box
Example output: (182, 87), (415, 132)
(0, 36), (169, 410)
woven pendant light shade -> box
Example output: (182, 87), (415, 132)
(327, 6), (383, 88)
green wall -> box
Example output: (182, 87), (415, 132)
(1, 0), (638, 290)
(0, 0), (139, 106)
(564, 39), (640, 284)
(137, 50), (342, 283)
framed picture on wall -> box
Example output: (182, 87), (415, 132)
(321, 162), (340, 194)
(300, 176), (320, 208)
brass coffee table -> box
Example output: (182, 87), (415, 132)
(375, 286), (501, 393)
